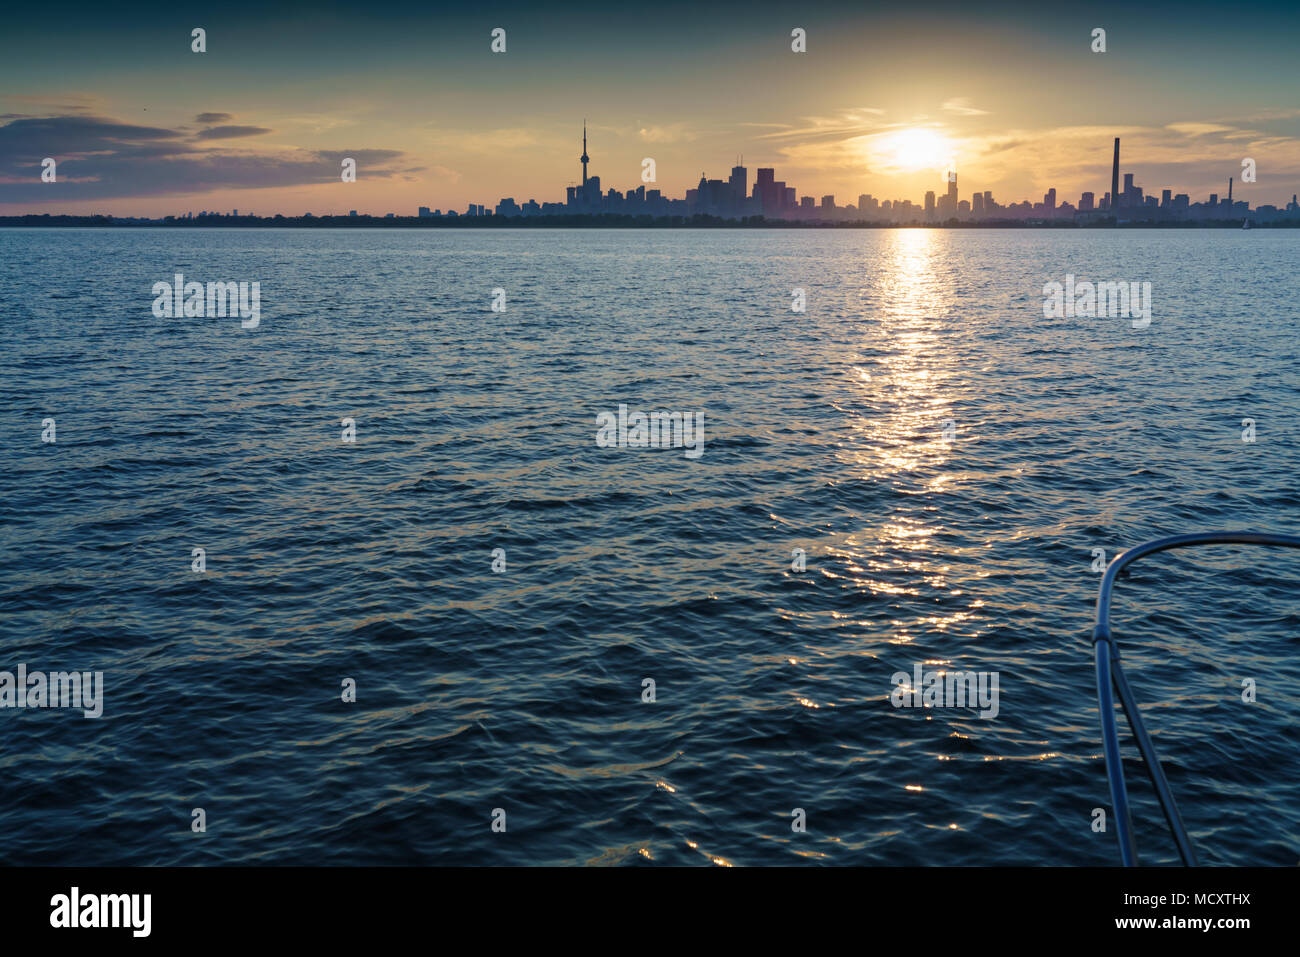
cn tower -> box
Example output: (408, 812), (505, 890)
(581, 121), (589, 187)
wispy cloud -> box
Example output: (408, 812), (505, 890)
(942, 98), (989, 116)
(755, 108), (887, 141)
(0, 92), (110, 116)
(195, 125), (272, 140)
(1166, 122), (1234, 136)
(426, 127), (542, 153)
(638, 123), (697, 144)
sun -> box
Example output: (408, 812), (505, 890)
(878, 128), (951, 173)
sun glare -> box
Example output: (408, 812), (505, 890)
(879, 129), (950, 173)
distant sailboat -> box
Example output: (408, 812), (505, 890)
(1242, 218), (1251, 229)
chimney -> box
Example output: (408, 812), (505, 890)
(1111, 138), (1120, 211)
(1228, 177), (1233, 204)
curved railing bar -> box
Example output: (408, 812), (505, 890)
(1091, 531), (1300, 866)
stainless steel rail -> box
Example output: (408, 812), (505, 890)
(1092, 531), (1300, 866)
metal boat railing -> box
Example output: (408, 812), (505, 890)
(1092, 531), (1300, 866)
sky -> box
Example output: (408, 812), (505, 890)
(2, 0), (1300, 216)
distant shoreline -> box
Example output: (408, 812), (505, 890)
(1, 214), (1293, 229)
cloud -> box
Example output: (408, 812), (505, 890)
(195, 112), (234, 125)
(979, 137), (1025, 155)
(426, 127), (541, 153)
(942, 98), (989, 116)
(0, 113), (412, 202)
(0, 115), (182, 156)
(280, 113), (357, 134)
(1165, 122), (1234, 136)
(755, 108), (887, 141)
(195, 125), (272, 140)
(638, 124), (694, 143)
(427, 165), (461, 183)
(314, 149), (405, 165)
(0, 93), (109, 115)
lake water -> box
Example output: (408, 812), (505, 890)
(1, 227), (1297, 865)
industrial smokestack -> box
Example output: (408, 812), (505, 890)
(1111, 138), (1120, 211)
(1228, 177), (1233, 204)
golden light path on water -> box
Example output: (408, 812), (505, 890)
(835, 229), (981, 643)
(678, 230), (983, 865)
(856, 228), (955, 481)
(847, 230), (990, 837)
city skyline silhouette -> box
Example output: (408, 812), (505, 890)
(5, 129), (1297, 226)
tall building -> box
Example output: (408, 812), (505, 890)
(704, 176), (726, 210)
(1111, 138), (1120, 213)
(755, 168), (778, 212)
(925, 190), (936, 217)
(1080, 192), (1095, 212)
(947, 170), (957, 208)
(729, 163), (747, 208)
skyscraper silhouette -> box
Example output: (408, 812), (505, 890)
(1111, 138), (1120, 213)
(582, 121), (592, 188)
